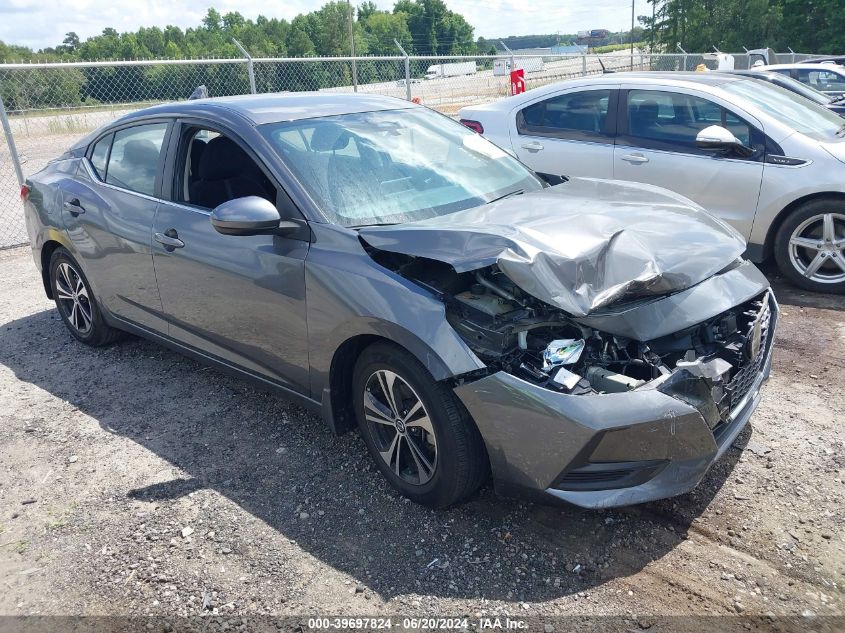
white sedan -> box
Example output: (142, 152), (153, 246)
(458, 72), (845, 293)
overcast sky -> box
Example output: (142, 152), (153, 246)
(1, 0), (643, 51)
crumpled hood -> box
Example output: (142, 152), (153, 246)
(359, 178), (746, 317)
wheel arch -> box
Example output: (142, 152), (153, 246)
(40, 239), (67, 299)
(762, 192), (845, 260)
(321, 327), (478, 436)
(323, 333), (385, 435)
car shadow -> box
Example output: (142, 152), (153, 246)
(758, 260), (845, 312)
(1, 308), (747, 603)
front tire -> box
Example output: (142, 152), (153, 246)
(49, 248), (123, 346)
(774, 199), (845, 293)
(353, 342), (488, 508)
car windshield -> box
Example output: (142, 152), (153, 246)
(772, 75), (833, 105)
(723, 79), (844, 137)
(259, 107), (544, 227)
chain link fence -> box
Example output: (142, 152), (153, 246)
(0, 50), (821, 248)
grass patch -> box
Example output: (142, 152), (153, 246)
(592, 42), (645, 54)
(46, 115), (92, 135)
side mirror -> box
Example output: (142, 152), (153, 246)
(211, 196), (284, 236)
(695, 125), (755, 157)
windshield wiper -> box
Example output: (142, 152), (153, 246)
(349, 222), (398, 229)
(486, 189), (524, 205)
(836, 124), (845, 138)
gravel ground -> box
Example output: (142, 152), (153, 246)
(0, 245), (843, 631)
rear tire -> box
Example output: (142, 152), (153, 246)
(49, 248), (123, 346)
(774, 199), (845, 294)
(352, 342), (488, 508)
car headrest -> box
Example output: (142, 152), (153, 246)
(190, 138), (206, 172)
(637, 100), (660, 125)
(310, 123), (351, 152)
(122, 140), (159, 167)
(198, 136), (250, 181)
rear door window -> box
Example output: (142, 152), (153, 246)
(797, 68), (845, 92)
(105, 123), (169, 196)
(517, 89), (614, 142)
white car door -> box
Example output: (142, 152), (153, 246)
(508, 87), (618, 180)
(613, 86), (765, 239)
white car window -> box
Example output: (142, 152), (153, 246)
(797, 69), (845, 92)
(517, 90), (613, 141)
(626, 90), (753, 151)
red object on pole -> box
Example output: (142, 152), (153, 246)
(510, 68), (525, 95)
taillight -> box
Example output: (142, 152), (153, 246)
(20, 184), (30, 202)
(460, 119), (484, 134)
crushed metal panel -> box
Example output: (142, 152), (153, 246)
(359, 178), (747, 317)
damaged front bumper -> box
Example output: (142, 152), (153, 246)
(453, 293), (778, 509)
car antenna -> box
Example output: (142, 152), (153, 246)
(597, 57), (614, 74)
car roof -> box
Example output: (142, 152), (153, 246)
(761, 63), (845, 72)
(804, 56), (845, 63)
(115, 92), (418, 126)
(570, 71), (749, 87)
(466, 71), (753, 110)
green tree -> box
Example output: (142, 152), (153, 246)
(364, 11), (412, 55)
(202, 8), (223, 31)
(60, 32), (80, 54)
(394, 0), (476, 55)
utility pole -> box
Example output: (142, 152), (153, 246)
(348, 0), (358, 92)
(651, 0), (656, 51)
(631, 0), (635, 69)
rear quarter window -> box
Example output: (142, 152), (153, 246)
(105, 123), (168, 196)
(89, 134), (112, 179)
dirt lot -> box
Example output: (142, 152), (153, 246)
(0, 245), (843, 630)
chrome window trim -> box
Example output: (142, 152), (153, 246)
(83, 155), (212, 216)
(613, 143), (767, 165)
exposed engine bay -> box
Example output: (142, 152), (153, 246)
(372, 250), (771, 419)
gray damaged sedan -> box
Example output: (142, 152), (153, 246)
(22, 94), (777, 509)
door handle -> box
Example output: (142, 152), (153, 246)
(619, 153), (649, 164)
(154, 229), (185, 251)
(63, 198), (85, 216)
(520, 141), (544, 152)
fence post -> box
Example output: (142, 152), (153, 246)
(676, 44), (688, 72)
(395, 40), (411, 101)
(0, 95), (25, 186)
(499, 40), (515, 80)
(788, 47), (796, 63)
(582, 52), (587, 75)
(232, 38), (256, 94)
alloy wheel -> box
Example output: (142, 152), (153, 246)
(363, 369), (438, 486)
(788, 212), (845, 285)
(55, 262), (93, 335)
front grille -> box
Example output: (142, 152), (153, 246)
(724, 295), (772, 415)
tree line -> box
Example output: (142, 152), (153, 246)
(0, 0), (484, 111)
(1, 1), (479, 62)
(641, 0), (845, 54)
